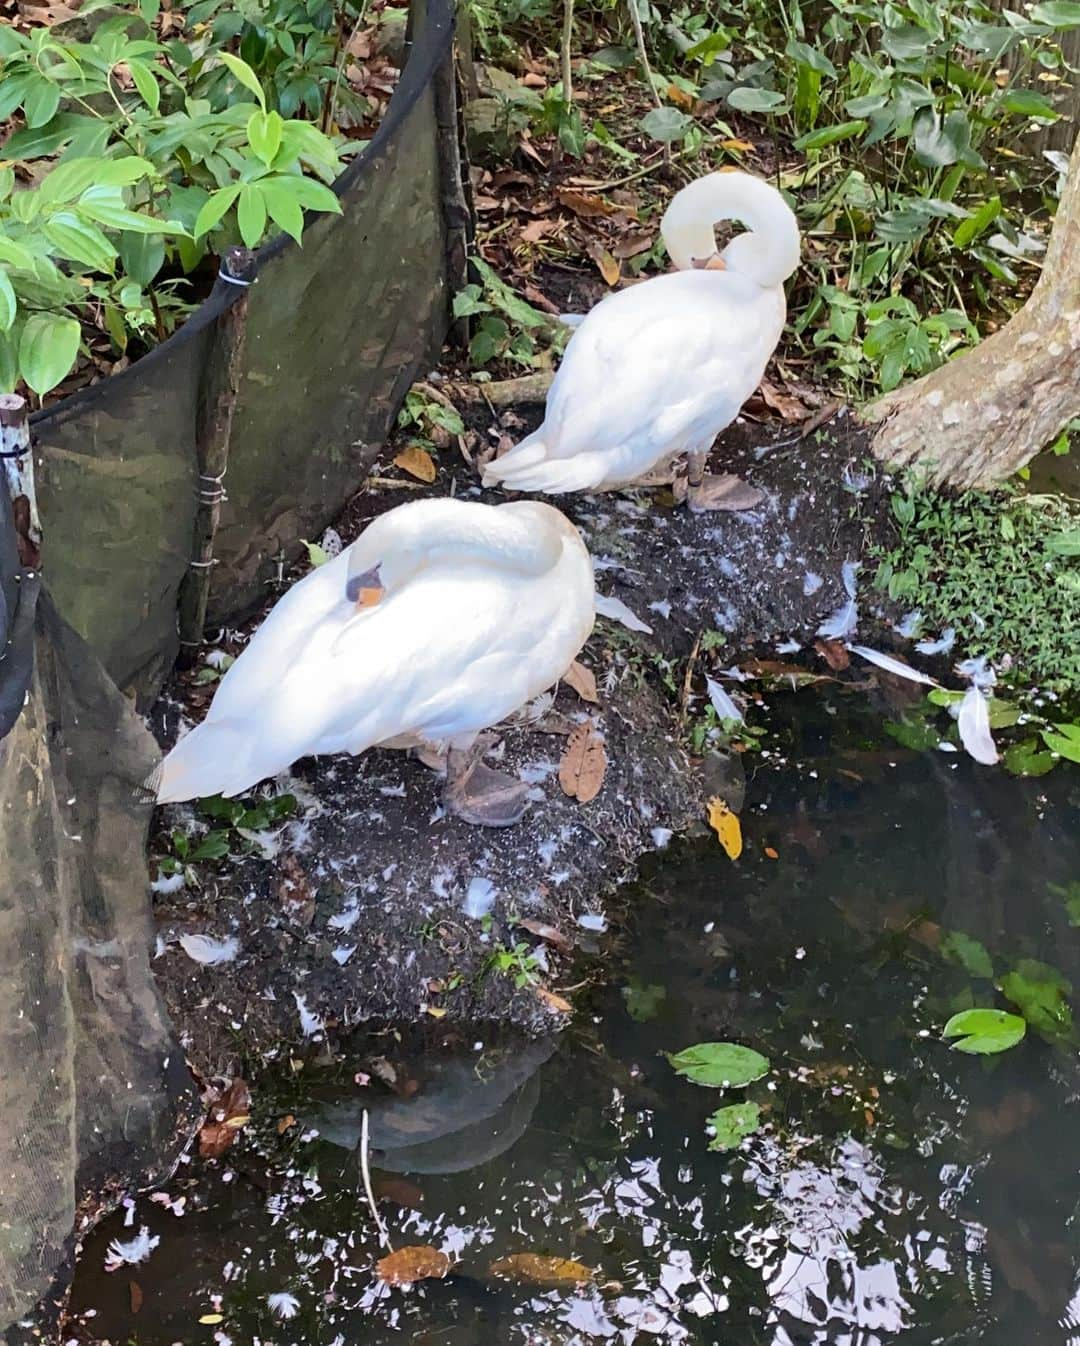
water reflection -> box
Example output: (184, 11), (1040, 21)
(67, 691), (1080, 1345)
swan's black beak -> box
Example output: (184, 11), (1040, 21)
(346, 564), (384, 609)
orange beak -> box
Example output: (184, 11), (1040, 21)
(692, 255), (727, 271)
(345, 564), (385, 609)
(355, 587), (383, 610)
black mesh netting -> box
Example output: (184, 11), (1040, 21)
(0, 0), (456, 1329)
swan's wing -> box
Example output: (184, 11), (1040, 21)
(540, 274), (783, 462)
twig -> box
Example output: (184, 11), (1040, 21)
(628, 0), (662, 109)
(679, 630), (702, 720)
(326, 0), (372, 134)
(449, 371), (554, 407)
(561, 0), (575, 105)
(359, 1109), (393, 1250)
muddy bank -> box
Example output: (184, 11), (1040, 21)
(150, 406), (884, 1077)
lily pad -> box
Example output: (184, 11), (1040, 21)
(707, 1102), (762, 1151)
(942, 1008), (1026, 1055)
(668, 1042), (769, 1088)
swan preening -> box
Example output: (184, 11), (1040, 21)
(159, 172), (800, 825)
(156, 498), (595, 827)
(483, 170), (799, 510)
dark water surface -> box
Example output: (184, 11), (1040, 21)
(68, 690), (1080, 1345)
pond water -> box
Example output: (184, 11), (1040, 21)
(67, 689), (1080, 1345)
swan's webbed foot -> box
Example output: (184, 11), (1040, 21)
(444, 747), (528, 828)
(684, 450), (764, 513)
(687, 472), (765, 513)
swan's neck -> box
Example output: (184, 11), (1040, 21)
(347, 499), (561, 592)
(660, 171), (800, 289)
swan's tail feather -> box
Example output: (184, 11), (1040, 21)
(481, 452), (605, 495)
(481, 435), (549, 487)
(155, 719), (260, 803)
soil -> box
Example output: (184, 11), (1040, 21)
(148, 403), (892, 1080)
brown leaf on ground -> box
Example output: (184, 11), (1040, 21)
(612, 231), (654, 260)
(536, 987), (573, 1015)
(129, 1281), (143, 1315)
(394, 445), (437, 482)
(489, 1254), (594, 1284)
(720, 137), (755, 152)
(564, 660), (599, 704)
(554, 187), (620, 218)
(558, 723), (606, 803)
(199, 1078), (251, 1159)
(814, 638), (850, 671)
(278, 854), (315, 926)
(665, 84), (696, 110)
(517, 918), (573, 953)
(758, 377), (812, 422)
(376, 1245), (450, 1286)
(585, 238), (620, 287)
(373, 1176), (425, 1209)
(520, 218), (560, 245)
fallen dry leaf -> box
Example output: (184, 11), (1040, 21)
(814, 638), (850, 671)
(564, 660), (599, 704)
(517, 918), (573, 953)
(536, 987), (573, 1014)
(559, 723), (606, 803)
(612, 231), (654, 260)
(376, 1245), (450, 1286)
(278, 854), (315, 926)
(707, 797), (743, 860)
(720, 137), (756, 152)
(666, 83), (696, 110)
(394, 445), (437, 483)
(585, 238), (620, 287)
(758, 376), (811, 422)
(129, 1281), (143, 1315)
(277, 1114), (296, 1135)
(489, 1254), (594, 1285)
(764, 846), (779, 859)
(199, 1078), (251, 1159)
(554, 187), (621, 218)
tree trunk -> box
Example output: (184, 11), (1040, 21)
(860, 130), (1080, 487)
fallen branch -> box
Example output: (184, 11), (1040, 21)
(449, 372), (554, 408)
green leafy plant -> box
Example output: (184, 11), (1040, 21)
(706, 1101), (762, 1151)
(453, 255), (568, 370)
(486, 940), (542, 988)
(157, 790), (297, 882)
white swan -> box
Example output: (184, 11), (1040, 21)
(155, 498), (595, 826)
(483, 170), (800, 511)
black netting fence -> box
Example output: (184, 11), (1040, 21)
(0, 0), (458, 1328)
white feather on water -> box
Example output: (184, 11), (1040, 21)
(706, 677), (744, 723)
(957, 685), (998, 765)
(848, 645), (940, 687)
(916, 628), (955, 656)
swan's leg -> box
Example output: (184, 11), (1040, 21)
(685, 449), (765, 513)
(444, 742), (528, 828)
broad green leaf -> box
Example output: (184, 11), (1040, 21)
(218, 52), (266, 109)
(641, 106), (691, 143)
(912, 107), (973, 167)
(1029, 1), (1080, 28)
(118, 231), (165, 287)
(39, 158), (110, 205)
(96, 157), (158, 188)
(193, 184), (241, 238)
(1003, 737), (1057, 777)
(1046, 528), (1080, 555)
(785, 38), (836, 75)
(943, 1008), (1025, 1054)
(269, 174), (342, 215)
(668, 1042), (770, 1088)
(3, 114), (100, 160)
(0, 72), (34, 122)
(881, 23), (934, 60)
(952, 196), (1001, 248)
(1000, 959), (1074, 1040)
(43, 211), (117, 272)
(940, 931), (994, 979)
(259, 176), (305, 243)
(707, 1102), (761, 1151)
(0, 330), (17, 394)
(23, 77), (60, 130)
(794, 119), (867, 150)
(451, 285), (491, 319)
(621, 980), (666, 1023)
(727, 86), (788, 112)
(127, 57), (160, 113)
(18, 311), (81, 395)
(0, 270), (15, 333)
(188, 829), (231, 861)
(247, 108), (283, 168)
(236, 184), (267, 247)
(0, 238), (34, 271)
(77, 186), (187, 235)
(1042, 722), (1080, 763)
(1001, 87), (1058, 118)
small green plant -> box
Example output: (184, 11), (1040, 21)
(870, 481), (1080, 691)
(157, 790), (297, 882)
(486, 939), (542, 988)
(453, 255), (568, 369)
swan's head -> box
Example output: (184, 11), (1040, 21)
(661, 169), (800, 289)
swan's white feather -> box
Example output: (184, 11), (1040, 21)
(156, 500), (595, 802)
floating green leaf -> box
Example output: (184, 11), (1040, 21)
(707, 1102), (761, 1152)
(1042, 722), (1080, 764)
(1003, 738), (1057, 777)
(942, 1008), (1026, 1054)
(940, 931), (994, 979)
(1000, 959), (1073, 1041)
(621, 980), (666, 1023)
(668, 1042), (769, 1088)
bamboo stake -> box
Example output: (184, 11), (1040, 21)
(177, 246), (258, 666)
(0, 394), (40, 569)
(433, 35), (474, 349)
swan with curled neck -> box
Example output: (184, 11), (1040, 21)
(483, 170), (800, 511)
(155, 498), (595, 826)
